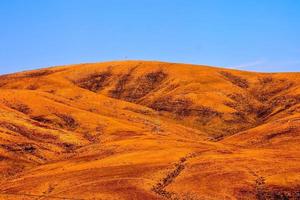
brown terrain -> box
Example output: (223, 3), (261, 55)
(0, 60), (299, 200)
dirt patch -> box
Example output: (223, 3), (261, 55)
(75, 71), (111, 92)
(220, 71), (249, 88)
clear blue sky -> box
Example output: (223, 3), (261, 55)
(0, 0), (299, 74)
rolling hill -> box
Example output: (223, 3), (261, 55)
(0, 61), (299, 200)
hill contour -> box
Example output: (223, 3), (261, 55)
(0, 61), (300, 199)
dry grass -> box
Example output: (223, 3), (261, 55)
(0, 60), (299, 199)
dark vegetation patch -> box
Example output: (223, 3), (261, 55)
(30, 116), (60, 130)
(109, 70), (167, 102)
(83, 126), (103, 143)
(32, 114), (79, 131)
(271, 95), (300, 109)
(75, 71), (112, 92)
(0, 156), (7, 161)
(127, 71), (167, 101)
(1, 163), (25, 178)
(219, 92), (276, 138)
(0, 82), (7, 88)
(26, 84), (39, 90)
(4, 101), (31, 114)
(0, 74), (9, 79)
(252, 77), (294, 102)
(60, 143), (76, 153)
(262, 95), (300, 118)
(225, 93), (261, 115)
(264, 127), (298, 141)
(249, 77), (297, 120)
(77, 68), (168, 104)
(0, 122), (78, 155)
(46, 89), (56, 94)
(83, 132), (100, 143)
(124, 107), (154, 115)
(31, 116), (53, 124)
(151, 96), (192, 116)
(223, 111), (249, 125)
(152, 153), (202, 200)
(240, 172), (300, 200)
(112, 131), (144, 139)
(254, 176), (300, 200)
(54, 113), (79, 130)
(220, 71), (249, 88)
(0, 121), (58, 142)
(110, 70), (133, 99)
(224, 93), (264, 126)
(222, 76), (298, 131)
(193, 105), (223, 120)
(23, 70), (56, 78)
(0, 143), (36, 154)
(152, 157), (187, 199)
(150, 96), (222, 120)
(163, 81), (180, 93)
(222, 92), (298, 138)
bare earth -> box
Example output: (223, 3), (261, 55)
(0, 61), (299, 199)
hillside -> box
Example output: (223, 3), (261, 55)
(0, 60), (299, 199)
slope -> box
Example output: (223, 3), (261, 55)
(0, 60), (299, 199)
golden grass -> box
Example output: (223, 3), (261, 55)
(0, 61), (299, 199)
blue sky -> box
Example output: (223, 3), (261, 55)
(0, 0), (299, 74)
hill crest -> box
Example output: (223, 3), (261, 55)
(0, 60), (299, 199)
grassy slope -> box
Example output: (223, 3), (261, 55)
(0, 61), (299, 199)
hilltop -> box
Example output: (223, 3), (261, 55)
(0, 61), (299, 199)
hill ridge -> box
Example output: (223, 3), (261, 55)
(0, 61), (299, 199)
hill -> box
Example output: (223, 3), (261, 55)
(0, 61), (299, 199)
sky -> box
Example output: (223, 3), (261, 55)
(0, 0), (300, 74)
